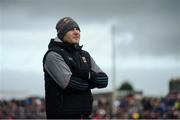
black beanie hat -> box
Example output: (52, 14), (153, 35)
(56, 17), (80, 40)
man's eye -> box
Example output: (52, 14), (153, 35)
(75, 28), (80, 31)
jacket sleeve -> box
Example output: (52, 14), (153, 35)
(44, 51), (89, 91)
(89, 56), (108, 88)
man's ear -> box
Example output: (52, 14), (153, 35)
(58, 32), (66, 42)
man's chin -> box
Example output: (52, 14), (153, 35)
(72, 40), (80, 44)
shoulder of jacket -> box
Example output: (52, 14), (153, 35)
(46, 51), (62, 58)
(43, 49), (63, 65)
(81, 49), (90, 55)
(44, 51), (64, 63)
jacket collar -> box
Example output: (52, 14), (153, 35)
(48, 37), (83, 52)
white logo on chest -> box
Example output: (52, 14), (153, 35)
(68, 57), (73, 61)
(82, 57), (87, 63)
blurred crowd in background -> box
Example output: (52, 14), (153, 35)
(92, 91), (180, 119)
(0, 91), (180, 119)
(0, 97), (46, 119)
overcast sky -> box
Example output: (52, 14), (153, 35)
(0, 0), (180, 99)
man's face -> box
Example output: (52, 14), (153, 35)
(63, 28), (80, 44)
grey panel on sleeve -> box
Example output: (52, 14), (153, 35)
(90, 56), (103, 73)
(89, 56), (108, 88)
(44, 51), (72, 89)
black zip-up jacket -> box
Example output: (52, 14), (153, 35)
(43, 37), (108, 118)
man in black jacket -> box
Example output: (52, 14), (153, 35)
(43, 17), (108, 119)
